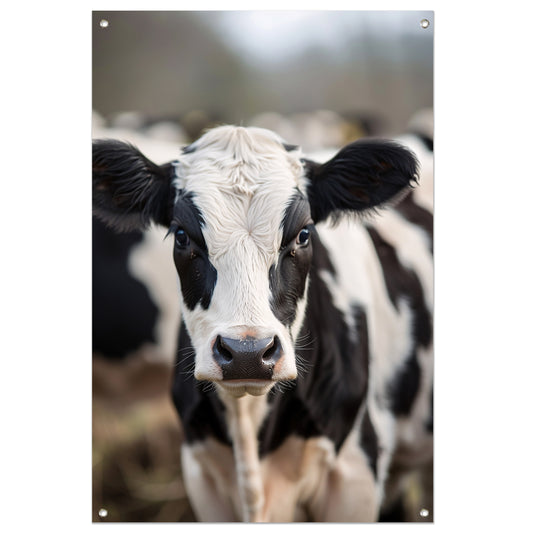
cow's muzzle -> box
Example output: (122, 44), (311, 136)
(212, 335), (283, 380)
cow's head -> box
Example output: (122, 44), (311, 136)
(93, 126), (418, 397)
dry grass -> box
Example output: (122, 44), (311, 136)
(92, 356), (196, 522)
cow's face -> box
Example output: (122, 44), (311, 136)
(170, 127), (312, 396)
(93, 125), (418, 397)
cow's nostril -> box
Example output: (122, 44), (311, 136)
(262, 336), (282, 365)
(214, 335), (233, 363)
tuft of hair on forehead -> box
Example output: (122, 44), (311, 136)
(177, 125), (304, 196)
(188, 125), (299, 158)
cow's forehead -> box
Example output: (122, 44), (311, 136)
(173, 126), (308, 259)
(175, 125), (305, 193)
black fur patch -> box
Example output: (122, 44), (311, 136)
(304, 139), (419, 224)
(93, 139), (176, 231)
(359, 409), (379, 478)
(425, 386), (434, 433)
(258, 390), (322, 456)
(170, 192), (217, 311)
(269, 223), (336, 331)
(92, 217), (158, 358)
(280, 191), (313, 248)
(171, 191), (207, 250)
(388, 350), (421, 416)
(269, 197), (314, 327)
(173, 242), (217, 311)
(172, 237), (217, 312)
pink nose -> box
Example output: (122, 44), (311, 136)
(212, 335), (283, 380)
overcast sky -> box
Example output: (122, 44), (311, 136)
(211, 11), (433, 64)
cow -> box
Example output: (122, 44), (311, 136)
(92, 217), (179, 365)
(92, 119), (183, 402)
(92, 124), (433, 522)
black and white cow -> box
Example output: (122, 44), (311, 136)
(92, 125), (433, 522)
(92, 216), (179, 364)
(92, 116), (182, 367)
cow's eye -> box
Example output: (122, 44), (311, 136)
(175, 228), (190, 248)
(296, 227), (310, 247)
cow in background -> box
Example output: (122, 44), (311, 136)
(92, 114), (181, 402)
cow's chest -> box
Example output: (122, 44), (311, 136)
(182, 429), (379, 522)
(182, 434), (337, 521)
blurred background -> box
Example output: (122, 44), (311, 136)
(93, 10), (433, 148)
(92, 10), (433, 523)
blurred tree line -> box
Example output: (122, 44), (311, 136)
(93, 11), (432, 135)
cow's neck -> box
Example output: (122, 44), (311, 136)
(218, 390), (270, 522)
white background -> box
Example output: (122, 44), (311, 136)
(2, 1), (532, 531)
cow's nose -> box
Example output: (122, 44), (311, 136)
(213, 335), (283, 380)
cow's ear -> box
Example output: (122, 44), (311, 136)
(304, 139), (419, 224)
(93, 139), (177, 232)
